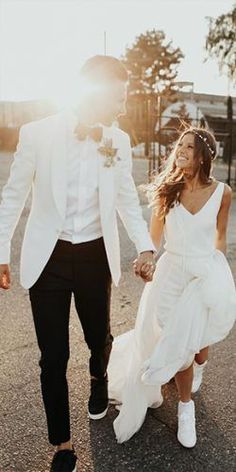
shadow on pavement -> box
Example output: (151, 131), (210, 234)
(88, 381), (235, 472)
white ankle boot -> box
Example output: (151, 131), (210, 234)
(177, 400), (197, 448)
(192, 360), (208, 393)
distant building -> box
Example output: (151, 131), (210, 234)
(0, 99), (56, 128)
(176, 91), (236, 121)
(158, 91), (236, 160)
(0, 100), (56, 151)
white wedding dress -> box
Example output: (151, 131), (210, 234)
(108, 182), (236, 443)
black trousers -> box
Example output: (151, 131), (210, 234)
(29, 237), (113, 446)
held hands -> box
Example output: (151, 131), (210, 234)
(133, 251), (156, 282)
(0, 264), (11, 290)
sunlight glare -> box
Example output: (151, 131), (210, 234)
(50, 75), (108, 110)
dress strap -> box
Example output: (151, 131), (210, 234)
(215, 182), (225, 212)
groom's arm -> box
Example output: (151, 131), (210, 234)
(0, 124), (36, 264)
(116, 132), (155, 256)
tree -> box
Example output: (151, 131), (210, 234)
(172, 103), (191, 123)
(119, 29), (183, 146)
(122, 29), (184, 95)
(206, 7), (236, 84)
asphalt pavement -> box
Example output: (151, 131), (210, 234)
(0, 152), (235, 472)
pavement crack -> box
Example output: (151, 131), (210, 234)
(149, 409), (176, 433)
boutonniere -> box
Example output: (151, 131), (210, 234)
(98, 138), (121, 168)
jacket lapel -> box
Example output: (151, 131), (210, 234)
(98, 126), (117, 224)
(50, 113), (68, 220)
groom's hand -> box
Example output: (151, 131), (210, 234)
(133, 251), (155, 282)
(0, 264), (11, 290)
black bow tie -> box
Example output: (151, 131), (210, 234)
(74, 124), (103, 142)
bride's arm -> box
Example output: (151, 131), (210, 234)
(215, 184), (232, 255)
(150, 202), (165, 252)
(135, 203), (164, 282)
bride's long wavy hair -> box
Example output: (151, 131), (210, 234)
(149, 126), (217, 219)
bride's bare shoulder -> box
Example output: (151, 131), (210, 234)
(219, 182), (232, 208)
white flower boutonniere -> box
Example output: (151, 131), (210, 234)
(98, 138), (121, 168)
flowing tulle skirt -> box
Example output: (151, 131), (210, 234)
(108, 250), (236, 443)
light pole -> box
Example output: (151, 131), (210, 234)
(104, 31), (107, 56)
(227, 95), (233, 187)
(157, 93), (162, 173)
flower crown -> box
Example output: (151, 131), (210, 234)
(192, 130), (215, 158)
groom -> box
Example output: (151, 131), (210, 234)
(0, 55), (155, 471)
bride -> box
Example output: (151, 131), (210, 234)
(107, 127), (236, 448)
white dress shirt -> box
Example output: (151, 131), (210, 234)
(59, 112), (103, 244)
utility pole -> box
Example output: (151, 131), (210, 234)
(227, 95), (233, 187)
(104, 31), (107, 55)
(157, 94), (162, 173)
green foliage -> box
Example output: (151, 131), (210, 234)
(206, 7), (236, 83)
(122, 29), (184, 95)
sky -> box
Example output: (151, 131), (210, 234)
(0, 0), (235, 105)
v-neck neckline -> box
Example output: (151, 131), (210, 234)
(179, 183), (221, 216)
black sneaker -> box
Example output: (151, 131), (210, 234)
(50, 448), (77, 472)
(88, 375), (109, 420)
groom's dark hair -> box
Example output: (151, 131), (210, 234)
(80, 55), (129, 83)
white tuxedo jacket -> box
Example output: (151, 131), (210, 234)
(0, 112), (154, 289)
